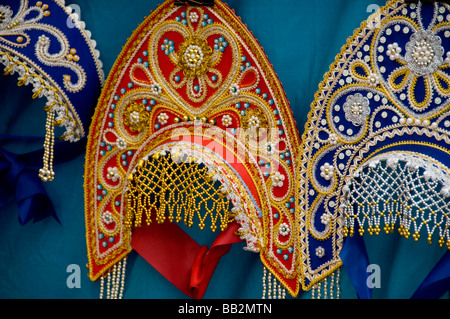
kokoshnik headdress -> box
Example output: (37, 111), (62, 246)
(84, 0), (302, 298)
(0, 0), (104, 182)
(298, 0), (450, 298)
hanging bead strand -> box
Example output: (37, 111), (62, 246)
(99, 258), (128, 300)
(39, 110), (55, 182)
(106, 271), (111, 299)
(111, 263), (117, 299)
(316, 281), (321, 299)
(119, 257), (127, 299)
(330, 271), (335, 299)
(99, 274), (105, 299)
(262, 266), (267, 299)
(272, 276), (277, 298)
(336, 268), (341, 299)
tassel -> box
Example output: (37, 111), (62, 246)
(38, 110), (55, 182)
(261, 266), (286, 299)
(99, 257), (127, 299)
(311, 268), (340, 299)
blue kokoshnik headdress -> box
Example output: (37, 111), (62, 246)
(0, 0), (103, 225)
(298, 0), (450, 299)
(0, 0), (104, 182)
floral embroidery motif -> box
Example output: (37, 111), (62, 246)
(116, 138), (127, 150)
(367, 73), (380, 87)
(320, 213), (331, 225)
(161, 39), (175, 55)
(101, 211), (114, 225)
(242, 108), (268, 134)
(229, 83), (240, 96)
(404, 30), (444, 76)
(342, 93), (370, 126)
(221, 114), (232, 127)
(123, 102), (149, 132)
(373, 3), (450, 115)
(150, 83), (162, 95)
(150, 7), (240, 105)
(214, 36), (228, 52)
(189, 11), (199, 23)
(315, 246), (325, 258)
(0, 6), (13, 29)
(319, 163), (334, 181)
(177, 35), (212, 78)
(271, 171), (285, 188)
(278, 223), (291, 236)
(107, 167), (120, 182)
(248, 115), (261, 129)
(386, 42), (402, 60)
(157, 112), (169, 125)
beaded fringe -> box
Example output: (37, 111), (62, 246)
(311, 268), (340, 299)
(99, 257), (127, 299)
(38, 110), (55, 182)
(261, 266), (286, 299)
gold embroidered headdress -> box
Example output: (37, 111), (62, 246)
(84, 0), (302, 298)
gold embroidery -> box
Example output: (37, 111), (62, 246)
(177, 35), (213, 79)
(123, 101), (149, 133)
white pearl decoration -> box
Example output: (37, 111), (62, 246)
(261, 266), (286, 299)
(311, 268), (340, 299)
(99, 257), (127, 299)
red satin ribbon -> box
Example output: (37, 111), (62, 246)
(131, 220), (242, 299)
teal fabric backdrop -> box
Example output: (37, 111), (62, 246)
(0, 0), (448, 299)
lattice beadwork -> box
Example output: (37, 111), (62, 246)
(343, 159), (450, 249)
(125, 152), (235, 232)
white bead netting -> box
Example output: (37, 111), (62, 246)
(343, 158), (450, 248)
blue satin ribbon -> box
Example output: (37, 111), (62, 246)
(340, 234), (450, 299)
(340, 233), (373, 299)
(0, 135), (87, 225)
(411, 250), (450, 299)
(0, 146), (57, 225)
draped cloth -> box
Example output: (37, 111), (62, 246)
(0, 135), (87, 224)
(341, 234), (450, 299)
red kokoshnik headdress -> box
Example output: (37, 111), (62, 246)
(84, 0), (302, 298)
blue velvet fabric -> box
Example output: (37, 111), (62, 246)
(0, 0), (448, 299)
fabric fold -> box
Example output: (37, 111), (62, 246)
(132, 220), (242, 299)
